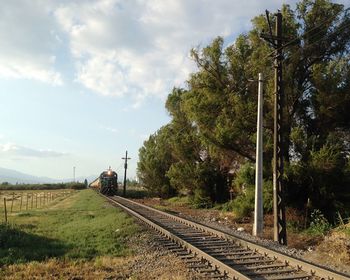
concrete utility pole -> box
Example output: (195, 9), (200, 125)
(73, 166), (76, 182)
(122, 151), (131, 197)
(253, 73), (264, 237)
(260, 10), (287, 245)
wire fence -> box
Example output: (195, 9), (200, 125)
(0, 190), (74, 223)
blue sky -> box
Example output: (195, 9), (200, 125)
(0, 0), (347, 180)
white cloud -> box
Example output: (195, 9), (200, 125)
(0, 143), (67, 158)
(55, 0), (308, 105)
(54, 0), (283, 104)
(100, 125), (119, 133)
(0, 0), (63, 85)
(1, 0), (308, 102)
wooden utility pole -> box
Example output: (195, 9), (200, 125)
(122, 151), (131, 197)
(261, 10), (287, 245)
(253, 73), (264, 237)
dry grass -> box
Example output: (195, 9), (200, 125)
(0, 257), (134, 279)
(0, 247), (197, 280)
(0, 190), (75, 222)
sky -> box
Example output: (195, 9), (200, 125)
(0, 0), (347, 181)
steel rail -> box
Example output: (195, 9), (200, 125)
(104, 195), (248, 279)
(104, 195), (350, 280)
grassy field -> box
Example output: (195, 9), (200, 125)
(0, 190), (75, 222)
(0, 189), (140, 279)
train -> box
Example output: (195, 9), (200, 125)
(90, 168), (118, 196)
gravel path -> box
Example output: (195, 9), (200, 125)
(125, 229), (207, 279)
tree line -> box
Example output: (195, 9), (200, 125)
(0, 182), (86, 190)
(137, 0), (350, 221)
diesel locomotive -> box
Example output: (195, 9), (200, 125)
(90, 168), (118, 196)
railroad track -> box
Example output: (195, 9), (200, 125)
(104, 195), (350, 280)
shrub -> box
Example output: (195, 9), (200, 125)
(262, 180), (273, 213)
(190, 188), (212, 209)
(215, 200), (235, 212)
(306, 209), (332, 236)
(65, 182), (86, 190)
(167, 196), (190, 206)
(232, 186), (255, 218)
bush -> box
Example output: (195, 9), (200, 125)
(232, 186), (255, 218)
(167, 196), (190, 206)
(65, 182), (86, 190)
(306, 209), (332, 236)
(230, 162), (274, 218)
(215, 200), (235, 212)
(234, 162), (255, 189)
(190, 188), (212, 209)
(262, 180), (273, 213)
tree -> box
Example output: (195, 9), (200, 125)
(138, 0), (350, 218)
(137, 125), (176, 198)
(179, 0), (350, 217)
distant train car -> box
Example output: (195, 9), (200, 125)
(90, 168), (118, 196)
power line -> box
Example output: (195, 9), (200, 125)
(263, 8), (349, 59)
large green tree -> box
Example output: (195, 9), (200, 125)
(138, 0), (350, 217)
(137, 125), (176, 198)
(165, 88), (228, 204)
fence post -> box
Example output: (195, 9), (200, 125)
(20, 194), (23, 211)
(35, 194), (38, 208)
(10, 193), (14, 213)
(31, 194), (34, 209)
(26, 193), (29, 210)
(4, 198), (8, 223)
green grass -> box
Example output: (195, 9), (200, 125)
(0, 189), (139, 265)
(117, 187), (150, 198)
(166, 196), (190, 206)
(0, 190), (75, 215)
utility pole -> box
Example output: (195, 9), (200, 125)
(253, 73), (264, 237)
(260, 10), (287, 245)
(73, 166), (76, 183)
(273, 11), (287, 246)
(122, 151), (131, 197)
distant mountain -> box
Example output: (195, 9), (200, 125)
(0, 167), (97, 184)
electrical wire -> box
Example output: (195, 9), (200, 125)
(263, 8), (349, 59)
